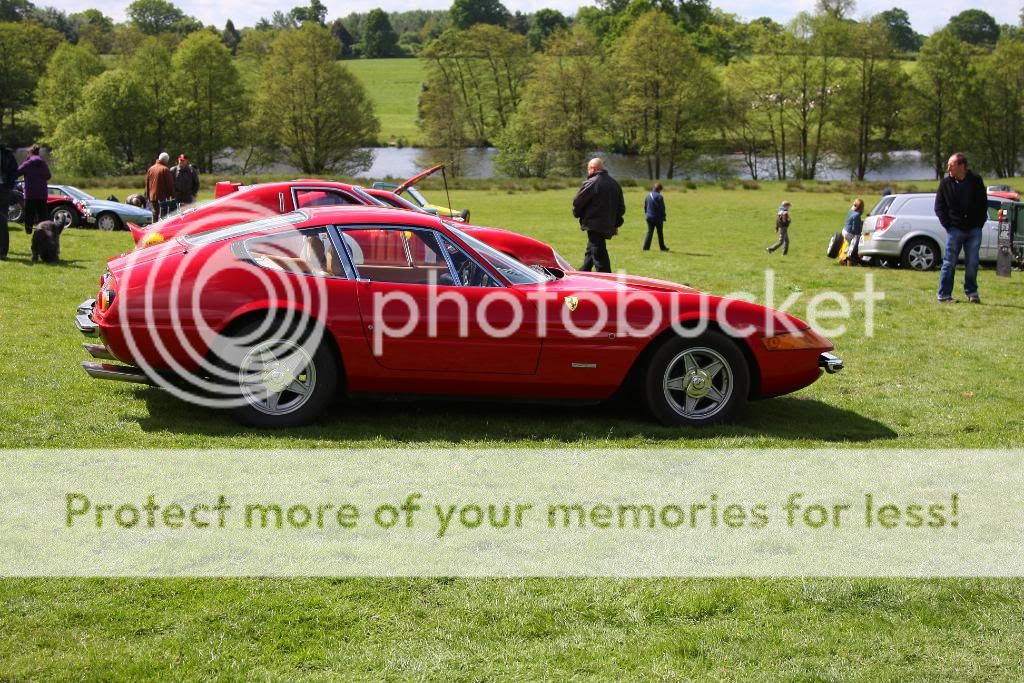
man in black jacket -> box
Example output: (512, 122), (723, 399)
(934, 152), (987, 303)
(573, 157), (625, 272)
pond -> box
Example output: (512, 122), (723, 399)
(342, 148), (939, 182)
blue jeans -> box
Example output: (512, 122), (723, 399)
(937, 227), (982, 300)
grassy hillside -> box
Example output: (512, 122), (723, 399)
(345, 57), (425, 146)
(1, 179), (1023, 678)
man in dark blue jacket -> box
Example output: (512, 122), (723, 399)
(573, 157), (625, 272)
(934, 152), (987, 304)
(642, 182), (669, 252)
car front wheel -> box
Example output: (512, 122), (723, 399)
(218, 322), (338, 428)
(902, 238), (939, 271)
(50, 204), (80, 228)
(643, 331), (750, 426)
(96, 212), (123, 231)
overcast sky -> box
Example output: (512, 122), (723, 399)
(53, 0), (1019, 36)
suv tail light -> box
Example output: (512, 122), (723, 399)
(873, 216), (895, 234)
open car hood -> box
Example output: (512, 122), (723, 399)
(395, 164), (445, 194)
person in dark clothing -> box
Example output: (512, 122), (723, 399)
(766, 201), (792, 255)
(170, 154), (200, 205)
(934, 152), (987, 304)
(642, 182), (669, 252)
(573, 157), (625, 272)
(145, 152), (176, 222)
(0, 141), (17, 260)
(16, 143), (51, 234)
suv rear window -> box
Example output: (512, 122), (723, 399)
(869, 196), (895, 216)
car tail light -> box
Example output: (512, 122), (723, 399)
(873, 216), (895, 234)
(98, 289), (116, 312)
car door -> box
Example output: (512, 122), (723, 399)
(343, 226), (541, 375)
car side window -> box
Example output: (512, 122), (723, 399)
(294, 189), (363, 208)
(340, 228), (455, 285)
(901, 197), (935, 216)
(244, 227), (345, 278)
(987, 200), (1002, 221)
(437, 235), (500, 287)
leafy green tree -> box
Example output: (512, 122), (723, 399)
(0, 0), (33, 22)
(420, 24), (530, 146)
(221, 20), (241, 54)
(832, 17), (905, 179)
(361, 8), (400, 57)
(905, 30), (974, 177)
(35, 42), (105, 136)
(612, 11), (722, 179)
(945, 9), (999, 48)
(0, 21), (61, 143)
(330, 19), (356, 57)
(876, 8), (922, 52)
(126, 38), (174, 155)
(170, 31), (245, 171)
(968, 38), (1024, 176)
(720, 64), (771, 180)
(127, 0), (200, 36)
(449, 0), (509, 30)
(497, 25), (609, 177)
(290, 0), (327, 26)
(257, 24), (379, 173)
(70, 9), (115, 53)
(63, 69), (153, 168)
(48, 124), (118, 175)
(526, 9), (567, 51)
(27, 6), (76, 41)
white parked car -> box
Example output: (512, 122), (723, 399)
(856, 193), (1014, 271)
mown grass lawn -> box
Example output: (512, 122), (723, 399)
(345, 57), (425, 146)
(1, 178), (1023, 679)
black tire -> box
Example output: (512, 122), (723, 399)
(901, 237), (939, 271)
(8, 197), (23, 223)
(826, 231), (844, 259)
(216, 320), (338, 428)
(50, 203), (80, 228)
(96, 211), (123, 231)
(643, 331), (750, 427)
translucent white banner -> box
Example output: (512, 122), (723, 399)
(1, 449), (1020, 577)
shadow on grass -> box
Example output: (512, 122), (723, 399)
(131, 388), (896, 444)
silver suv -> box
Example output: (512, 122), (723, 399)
(858, 193), (1013, 270)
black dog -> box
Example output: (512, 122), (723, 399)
(31, 220), (64, 263)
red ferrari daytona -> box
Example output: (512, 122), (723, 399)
(76, 206), (843, 428)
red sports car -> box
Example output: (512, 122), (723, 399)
(131, 178), (570, 270)
(75, 206), (843, 428)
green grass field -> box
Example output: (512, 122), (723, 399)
(2, 179), (1023, 678)
(345, 58), (425, 146)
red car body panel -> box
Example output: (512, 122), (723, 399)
(92, 207), (833, 405)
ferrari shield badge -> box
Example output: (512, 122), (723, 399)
(564, 296), (579, 312)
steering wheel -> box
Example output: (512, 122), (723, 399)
(457, 260), (477, 287)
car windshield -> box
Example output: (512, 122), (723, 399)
(406, 186), (429, 207)
(447, 225), (553, 284)
(61, 186), (94, 201)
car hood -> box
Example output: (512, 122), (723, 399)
(87, 200), (150, 215)
(548, 271), (701, 294)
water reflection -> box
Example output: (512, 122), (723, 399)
(241, 147), (939, 182)
(351, 148), (938, 182)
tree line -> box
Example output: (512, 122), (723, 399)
(0, 0), (1021, 179)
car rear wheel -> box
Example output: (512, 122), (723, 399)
(643, 331), (750, 426)
(902, 238), (939, 271)
(8, 197), (23, 223)
(217, 321), (338, 428)
(50, 204), (80, 228)
(826, 231), (844, 259)
(96, 212), (123, 231)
